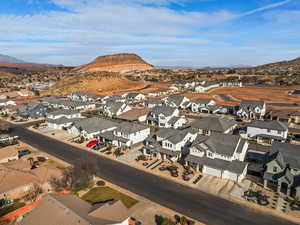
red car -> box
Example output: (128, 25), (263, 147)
(86, 140), (100, 147)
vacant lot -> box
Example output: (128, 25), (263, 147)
(184, 86), (300, 110)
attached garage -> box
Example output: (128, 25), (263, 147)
(203, 165), (222, 178)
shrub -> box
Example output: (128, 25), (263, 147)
(96, 180), (106, 186)
(167, 165), (178, 171)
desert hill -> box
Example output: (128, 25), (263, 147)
(257, 57), (300, 69)
(74, 53), (154, 72)
(44, 71), (147, 96)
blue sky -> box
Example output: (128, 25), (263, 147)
(0, 0), (299, 66)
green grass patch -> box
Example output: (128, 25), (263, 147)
(46, 159), (67, 169)
(81, 187), (138, 208)
(0, 202), (26, 217)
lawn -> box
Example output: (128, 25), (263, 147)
(46, 159), (67, 169)
(81, 187), (138, 208)
(0, 202), (26, 217)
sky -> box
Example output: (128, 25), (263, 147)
(0, 0), (299, 67)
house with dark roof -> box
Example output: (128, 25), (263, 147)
(146, 105), (187, 129)
(190, 98), (216, 113)
(19, 194), (131, 225)
(97, 121), (150, 147)
(237, 100), (266, 119)
(16, 103), (49, 119)
(162, 95), (190, 109)
(143, 128), (197, 162)
(263, 143), (300, 198)
(185, 134), (249, 182)
(246, 120), (288, 144)
(68, 92), (103, 102)
(102, 101), (131, 117)
(191, 117), (237, 135)
(122, 92), (145, 102)
(47, 109), (82, 120)
(144, 98), (163, 108)
(45, 99), (96, 110)
(68, 117), (118, 139)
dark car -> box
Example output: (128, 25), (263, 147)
(18, 149), (32, 158)
(0, 199), (13, 207)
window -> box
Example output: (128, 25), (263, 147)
(267, 129), (271, 133)
(277, 130), (281, 134)
(207, 152), (213, 157)
(273, 167), (277, 173)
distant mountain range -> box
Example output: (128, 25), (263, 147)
(0, 54), (29, 64)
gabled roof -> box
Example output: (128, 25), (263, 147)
(151, 105), (177, 117)
(117, 121), (148, 133)
(126, 93), (144, 99)
(271, 142), (300, 169)
(191, 117), (237, 133)
(165, 95), (187, 106)
(47, 109), (80, 117)
(73, 117), (118, 133)
(194, 98), (214, 105)
(105, 101), (125, 114)
(240, 100), (265, 110)
(248, 120), (288, 131)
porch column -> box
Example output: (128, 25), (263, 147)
(157, 153), (162, 160)
(264, 179), (268, 189)
(277, 183), (281, 193)
(196, 164), (199, 172)
(287, 187), (291, 197)
(185, 161), (188, 166)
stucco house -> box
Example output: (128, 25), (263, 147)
(102, 101), (131, 117)
(162, 95), (190, 109)
(146, 106), (187, 129)
(190, 98), (216, 113)
(237, 100), (266, 119)
(246, 120), (288, 144)
(185, 134), (249, 182)
(263, 143), (300, 198)
(191, 117), (238, 135)
(68, 92), (103, 102)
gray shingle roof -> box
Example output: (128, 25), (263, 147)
(47, 109), (80, 117)
(73, 117), (118, 133)
(195, 98), (214, 105)
(151, 105), (176, 117)
(117, 121), (148, 133)
(271, 142), (300, 169)
(165, 95), (185, 106)
(191, 117), (237, 133)
(248, 120), (288, 131)
(240, 100), (265, 110)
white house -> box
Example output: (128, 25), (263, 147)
(191, 117), (237, 135)
(162, 95), (190, 109)
(97, 122), (150, 147)
(185, 134), (249, 182)
(45, 99), (96, 110)
(46, 110), (84, 130)
(122, 93), (146, 102)
(46, 109), (82, 120)
(246, 120), (288, 144)
(195, 82), (220, 93)
(144, 128), (198, 162)
(237, 100), (266, 119)
(190, 98), (216, 113)
(0, 99), (16, 107)
(146, 106), (187, 129)
(68, 117), (118, 139)
(103, 101), (131, 117)
(68, 92), (103, 102)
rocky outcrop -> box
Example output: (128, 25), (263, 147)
(74, 53), (154, 72)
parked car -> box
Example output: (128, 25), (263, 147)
(0, 199), (13, 207)
(92, 142), (105, 150)
(18, 149), (32, 158)
(86, 140), (101, 147)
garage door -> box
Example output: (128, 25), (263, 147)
(203, 166), (222, 178)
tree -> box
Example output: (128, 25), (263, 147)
(50, 156), (98, 192)
(113, 148), (122, 158)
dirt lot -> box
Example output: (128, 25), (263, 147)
(183, 86), (300, 110)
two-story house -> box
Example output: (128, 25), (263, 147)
(46, 110), (84, 130)
(163, 95), (190, 109)
(97, 122), (150, 147)
(68, 117), (118, 139)
(190, 98), (216, 113)
(144, 128), (197, 162)
(246, 120), (288, 144)
(144, 98), (163, 108)
(122, 93), (146, 102)
(102, 101), (132, 117)
(68, 92), (103, 102)
(146, 106), (187, 129)
(185, 134), (249, 182)
(237, 100), (266, 119)
(263, 143), (300, 198)
(191, 117), (238, 135)
(17, 103), (49, 119)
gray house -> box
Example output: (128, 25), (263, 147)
(16, 103), (49, 119)
(263, 143), (300, 198)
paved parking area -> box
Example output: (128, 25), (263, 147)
(37, 127), (76, 141)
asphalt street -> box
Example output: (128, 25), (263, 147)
(10, 123), (299, 225)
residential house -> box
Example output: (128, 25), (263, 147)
(68, 92), (103, 102)
(19, 194), (131, 225)
(221, 78), (243, 87)
(46, 99), (96, 110)
(102, 101), (131, 117)
(97, 122), (150, 147)
(190, 117), (237, 135)
(163, 95), (190, 109)
(117, 108), (150, 122)
(195, 81), (220, 93)
(190, 98), (216, 113)
(16, 103), (49, 119)
(68, 117), (118, 139)
(144, 98), (163, 108)
(122, 93), (146, 102)
(144, 128), (197, 162)
(237, 100), (266, 119)
(0, 99), (16, 107)
(263, 143), (300, 198)
(102, 95), (126, 104)
(0, 160), (62, 200)
(47, 109), (82, 120)
(246, 120), (288, 144)
(185, 134), (249, 182)
(146, 106), (187, 129)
